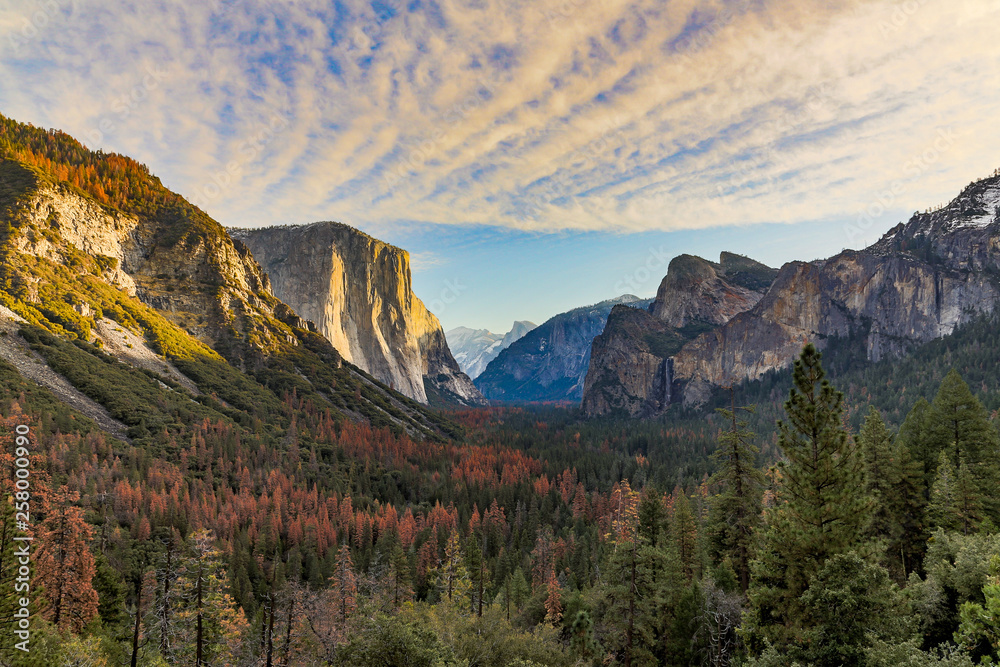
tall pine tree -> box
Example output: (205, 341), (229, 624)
(743, 344), (873, 656)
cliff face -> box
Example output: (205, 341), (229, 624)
(581, 305), (678, 416)
(231, 222), (485, 406)
(672, 174), (1000, 406)
(651, 253), (774, 327)
(582, 253), (775, 416)
(6, 162), (285, 353)
(475, 295), (651, 402)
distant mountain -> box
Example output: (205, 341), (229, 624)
(581, 170), (1000, 416)
(231, 223), (485, 407)
(446, 320), (536, 380)
(475, 296), (652, 402)
(582, 253), (777, 416)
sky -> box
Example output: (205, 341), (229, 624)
(2, 0), (1000, 332)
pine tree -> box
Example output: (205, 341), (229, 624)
(173, 529), (248, 667)
(670, 492), (699, 581)
(927, 370), (999, 470)
(464, 533), (488, 617)
(928, 452), (984, 535)
(330, 544), (358, 623)
(743, 344), (873, 656)
(433, 530), (469, 605)
(896, 397), (934, 489)
(637, 489), (665, 549)
(859, 406), (927, 578)
(35, 486), (98, 633)
(709, 398), (764, 593)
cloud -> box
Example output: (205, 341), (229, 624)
(1, 0), (999, 239)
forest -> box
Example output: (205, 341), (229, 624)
(0, 336), (998, 666)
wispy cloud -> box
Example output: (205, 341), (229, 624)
(2, 0), (1000, 238)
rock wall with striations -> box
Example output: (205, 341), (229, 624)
(230, 222), (485, 406)
(673, 174), (1000, 406)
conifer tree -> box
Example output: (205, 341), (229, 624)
(434, 529), (470, 605)
(859, 406), (927, 578)
(743, 344), (873, 656)
(173, 529), (248, 667)
(709, 398), (764, 593)
(330, 544), (358, 623)
(896, 396), (934, 489)
(670, 492), (699, 581)
(929, 452), (984, 535)
(928, 370), (999, 470)
(35, 486), (98, 633)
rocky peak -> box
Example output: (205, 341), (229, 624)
(650, 253), (776, 328)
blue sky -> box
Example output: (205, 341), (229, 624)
(2, 0), (1000, 331)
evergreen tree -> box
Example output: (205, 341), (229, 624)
(35, 487), (98, 633)
(669, 492), (699, 582)
(602, 537), (670, 667)
(896, 397), (934, 490)
(173, 529), (248, 667)
(928, 370), (999, 470)
(636, 489), (665, 549)
(743, 344), (873, 656)
(709, 399), (764, 593)
(860, 406), (927, 579)
(929, 452), (984, 535)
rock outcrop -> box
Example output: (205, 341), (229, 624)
(231, 222), (485, 406)
(582, 253), (776, 416)
(476, 295), (652, 402)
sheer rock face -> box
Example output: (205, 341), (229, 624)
(581, 253), (776, 416)
(581, 305), (676, 417)
(673, 175), (1000, 407)
(231, 222), (485, 406)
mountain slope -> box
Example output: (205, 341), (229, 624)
(475, 295), (652, 402)
(0, 114), (456, 441)
(230, 223), (485, 407)
(446, 320), (536, 379)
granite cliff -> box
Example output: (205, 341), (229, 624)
(673, 174), (1000, 406)
(0, 113), (455, 439)
(582, 253), (776, 416)
(583, 171), (1000, 415)
(230, 223), (485, 407)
